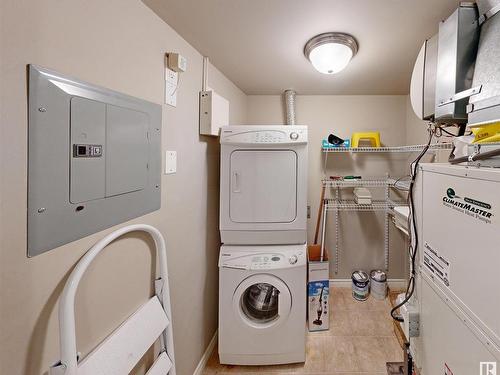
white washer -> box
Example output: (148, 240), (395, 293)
(219, 125), (308, 245)
(218, 244), (306, 365)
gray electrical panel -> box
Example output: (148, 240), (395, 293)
(28, 65), (162, 257)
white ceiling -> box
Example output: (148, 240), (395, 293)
(144, 0), (461, 95)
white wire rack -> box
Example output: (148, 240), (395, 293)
(322, 142), (453, 153)
(323, 178), (391, 188)
(325, 199), (395, 211)
(322, 173), (410, 273)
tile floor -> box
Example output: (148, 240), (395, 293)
(204, 287), (403, 375)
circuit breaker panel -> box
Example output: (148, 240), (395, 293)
(28, 65), (162, 256)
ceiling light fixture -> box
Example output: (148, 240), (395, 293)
(304, 32), (358, 75)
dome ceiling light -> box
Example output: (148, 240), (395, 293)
(304, 32), (358, 75)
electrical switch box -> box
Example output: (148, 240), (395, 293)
(28, 65), (162, 256)
(199, 89), (229, 136)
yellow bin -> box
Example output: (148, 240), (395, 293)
(351, 132), (381, 147)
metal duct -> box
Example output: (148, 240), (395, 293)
(434, 3), (480, 123)
(284, 90), (296, 125)
(468, 4), (500, 126)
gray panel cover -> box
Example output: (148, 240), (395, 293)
(469, 12), (500, 125)
(477, 0), (500, 16)
(28, 65), (161, 256)
(70, 97), (106, 203)
(105, 105), (148, 197)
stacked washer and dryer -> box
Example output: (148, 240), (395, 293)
(218, 125), (308, 365)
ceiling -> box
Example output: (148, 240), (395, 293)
(144, 0), (461, 95)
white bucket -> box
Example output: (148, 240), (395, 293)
(370, 270), (387, 300)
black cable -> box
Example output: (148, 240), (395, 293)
(391, 126), (434, 323)
(437, 126), (456, 137)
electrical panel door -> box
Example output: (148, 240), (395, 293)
(28, 65), (161, 256)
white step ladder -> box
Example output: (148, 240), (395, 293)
(50, 224), (176, 375)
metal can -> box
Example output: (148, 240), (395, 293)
(351, 270), (370, 301)
(370, 270), (387, 300)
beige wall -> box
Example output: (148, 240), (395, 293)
(0, 1), (246, 375)
(247, 95), (410, 278)
(405, 95), (431, 145)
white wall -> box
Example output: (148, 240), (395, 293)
(0, 1), (246, 374)
(247, 95), (410, 278)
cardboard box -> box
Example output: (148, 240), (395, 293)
(307, 244), (329, 331)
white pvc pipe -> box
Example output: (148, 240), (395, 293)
(57, 224), (172, 375)
(202, 56), (209, 91)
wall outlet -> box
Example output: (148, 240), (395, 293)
(165, 150), (177, 174)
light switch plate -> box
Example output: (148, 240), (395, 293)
(165, 150), (177, 174)
(165, 68), (178, 107)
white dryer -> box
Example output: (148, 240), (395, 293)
(219, 125), (308, 245)
(218, 244), (306, 365)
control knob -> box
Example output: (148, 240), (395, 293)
(290, 132), (299, 140)
(289, 255), (298, 264)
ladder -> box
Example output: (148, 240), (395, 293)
(50, 224), (176, 375)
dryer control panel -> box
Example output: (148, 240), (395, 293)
(220, 125), (307, 145)
(219, 245), (306, 270)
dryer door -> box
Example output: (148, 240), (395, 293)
(229, 150), (297, 223)
(232, 274), (292, 330)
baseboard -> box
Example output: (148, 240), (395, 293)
(193, 330), (217, 375)
(330, 278), (407, 290)
(386, 279), (408, 290)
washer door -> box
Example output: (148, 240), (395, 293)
(232, 274), (292, 330)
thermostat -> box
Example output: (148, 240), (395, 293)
(166, 53), (187, 73)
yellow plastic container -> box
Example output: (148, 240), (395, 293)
(471, 122), (500, 143)
(351, 132), (381, 147)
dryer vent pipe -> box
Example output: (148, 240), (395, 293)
(284, 90), (296, 125)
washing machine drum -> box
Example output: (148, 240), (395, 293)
(241, 283), (279, 322)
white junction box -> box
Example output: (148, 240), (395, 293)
(199, 89), (229, 136)
(307, 247), (329, 332)
(396, 293), (419, 339)
(417, 164), (500, 375)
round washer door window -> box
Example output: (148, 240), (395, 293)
(233, 274), (291, 329)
